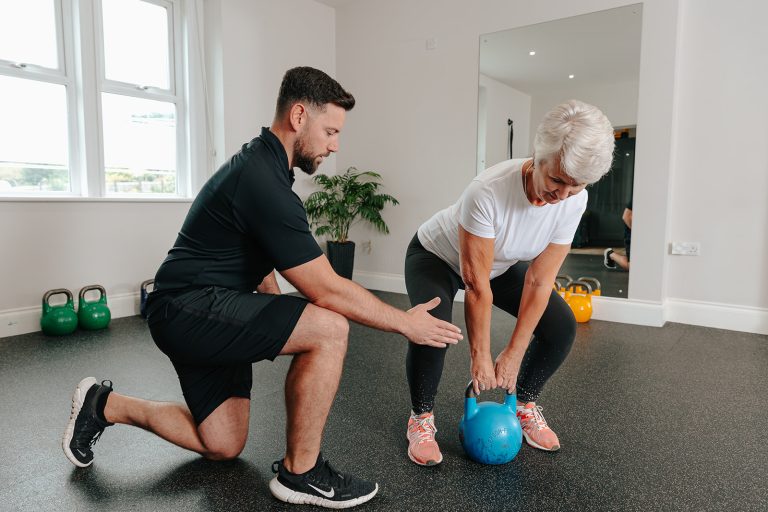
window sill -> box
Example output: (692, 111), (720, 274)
(0, 195), (193, 204)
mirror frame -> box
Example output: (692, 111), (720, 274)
(473, 0), (679, 325)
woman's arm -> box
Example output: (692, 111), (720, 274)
(494, 242), (570, 390)
(459, 226), (497, 394)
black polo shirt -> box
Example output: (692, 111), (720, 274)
(153, 127), (323, 294)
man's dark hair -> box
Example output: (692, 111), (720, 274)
(275, 67), (355, 118)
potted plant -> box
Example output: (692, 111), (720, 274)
(304, 167), (399, 279)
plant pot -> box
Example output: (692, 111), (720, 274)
(327, 241), (355, 279)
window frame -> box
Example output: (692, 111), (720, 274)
(0, 0), (193, 200)
(0, 0), (80, 196)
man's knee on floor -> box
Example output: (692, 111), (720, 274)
(202, 438), (246, 461)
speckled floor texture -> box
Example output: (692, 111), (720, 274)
(1, 291), (766, 512)
(560, 253), (629, 298)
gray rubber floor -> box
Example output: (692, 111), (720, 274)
(560, 253), (629, 298)
(1, 291), (766, 512)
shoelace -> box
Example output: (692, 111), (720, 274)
(74, 416), (105, 449)
(519, 405), (549, 431)
(409, 415), (437, 443)
(271, 458), (346, 488)
(308, 459), (346, 488)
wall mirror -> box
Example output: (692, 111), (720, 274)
(476, 4), (642, 298)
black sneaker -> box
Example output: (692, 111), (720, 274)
(603, 248), (617, 269)
(269, 453), (378, 509)
(62, 377), (114, 467)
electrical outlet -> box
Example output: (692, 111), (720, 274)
(670, 241), (701, 256)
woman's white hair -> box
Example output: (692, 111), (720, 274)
(533, 100), (615, 185)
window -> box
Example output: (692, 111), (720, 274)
(0, 0), (193, 198)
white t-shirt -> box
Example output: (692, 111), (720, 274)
(417, 158), (587, 279)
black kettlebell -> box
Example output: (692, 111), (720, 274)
(140, 279), (154, 319)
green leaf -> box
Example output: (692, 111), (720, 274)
(302, 167), (399, 242)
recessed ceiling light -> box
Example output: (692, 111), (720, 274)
(568, 74), (575, 79)
(529, 50), (536, 56)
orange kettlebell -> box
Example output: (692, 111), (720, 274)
(577, 276), (602, 297)
(555, 274), (573, 298)
(566, 280), (593, 323)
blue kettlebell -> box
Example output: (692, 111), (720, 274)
(458, 381), (523, 465)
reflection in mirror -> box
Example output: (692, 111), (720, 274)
(476, 4), (642, 298)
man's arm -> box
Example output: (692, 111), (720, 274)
(280, 255), (463, 348)
(494, 242), (570, 390)
(458, 226), (497, 395)
(256, 271), (281, 294)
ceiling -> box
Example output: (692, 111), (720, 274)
(479, 4), (643, 94)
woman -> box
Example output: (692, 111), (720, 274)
(403, 100), (615, 466)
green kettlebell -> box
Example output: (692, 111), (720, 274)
(78, 285), (111, 330)
(41, 289), (79, 336)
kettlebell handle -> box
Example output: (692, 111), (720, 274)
(464, 381), (516, 398)
(566, 280), (593, 294)
(556, 274), (573, 289)
(576, 276), (601, 291)
(79, 284), (107, 302)
(141, 279), (155, 293)
(44, 288), (74, 305)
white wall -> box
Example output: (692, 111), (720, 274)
(665, 0), (768, 314)
(478, 74), (531, 168)
(529, 79), (640, 146)
(6, 0), (767, 337)
(0, 200), (190, 334)
(0, 0), (337, 337)
(205, 0), (338, 201)
(331, 0), (768, 333)
(334, 0), (679, 314)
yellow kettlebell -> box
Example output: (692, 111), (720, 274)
(555, 274), (573, 298)
(566, 280), (593, 323)
(577, 276), (602, 297)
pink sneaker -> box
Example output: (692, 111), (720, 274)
(516, 402), (561, 451)
(406, 411), (443, 466)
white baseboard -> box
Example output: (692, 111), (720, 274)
(352, 271), (665, 326)
(353, 270), (406, 294)
(1, 292), (142, 339)
(591, 296), (666, 327)
(5, 276), (766, 338)
(665, 298), (768, 335)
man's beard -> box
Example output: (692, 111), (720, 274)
(293, 136), (320, 175)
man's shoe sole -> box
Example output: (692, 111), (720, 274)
(269, 478), (378, 509)
(522, 430), (560, 452)
(62, 376), (98, 468)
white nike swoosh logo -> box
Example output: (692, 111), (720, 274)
(308, 483), (335, 498)
(76, 449), (88, 457)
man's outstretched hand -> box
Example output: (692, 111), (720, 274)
(403, 297), (463, 348)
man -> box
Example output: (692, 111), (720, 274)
(61, 67), (462, 509)
(604, 199), (632, 270)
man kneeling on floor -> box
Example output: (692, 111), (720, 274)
(61, 66), (463, 509)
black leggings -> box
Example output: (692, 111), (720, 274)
(404, 234), (576, 413)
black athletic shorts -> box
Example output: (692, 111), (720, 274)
(146, 286), (308, 424)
